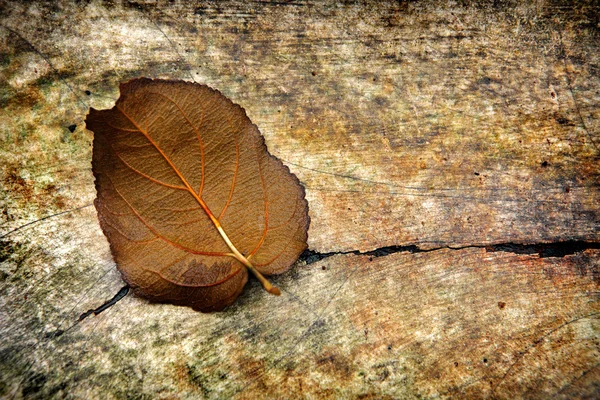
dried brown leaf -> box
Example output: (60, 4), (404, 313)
(85, 78), (309, 312)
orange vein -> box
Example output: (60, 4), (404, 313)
(105, 138), (188, 191)
(107, 173), (229, 257)
(145, 91), (206, 196)
(116, 105), (214, 219)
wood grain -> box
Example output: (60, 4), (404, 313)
(0, 1), (598, 398)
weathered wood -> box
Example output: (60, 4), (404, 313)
(0, 1), (598, 398)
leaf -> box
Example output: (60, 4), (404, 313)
(85, 78), (309, 312)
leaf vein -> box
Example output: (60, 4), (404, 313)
(103, 134), (188, 191)
(144, 90), (207, 196)
(106, 171), (229, 257)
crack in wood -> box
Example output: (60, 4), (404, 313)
(301, 240), (600, 264)
(77, 285), (130, 322)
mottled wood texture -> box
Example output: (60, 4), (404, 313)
(1, 1), (599, 399)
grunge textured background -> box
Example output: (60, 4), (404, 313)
(1, 1), (599, 398)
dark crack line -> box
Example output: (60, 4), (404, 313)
(77, 285), (130, 322)
(0, 204), (93, 239)
(42, 263), (119, 339)
(300, 240), (600, 265)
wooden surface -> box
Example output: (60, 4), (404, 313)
(1, 1), (599, 398)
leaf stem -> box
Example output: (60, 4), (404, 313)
(214, 224), (280, 295)
(246, 264), (281, 296)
